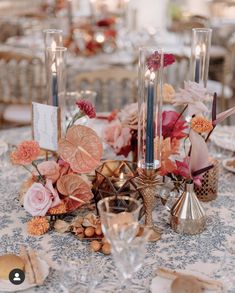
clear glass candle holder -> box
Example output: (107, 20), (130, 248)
(137, 47), (163, 170)
(189, 28), (212, 87)
(43, 29), (63, 48)
(45, 46), (67, 107)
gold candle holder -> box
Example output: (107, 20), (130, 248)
(93, 160), (141, 203)
(194, 158), (219, 202)
(135, 168), (162, 242)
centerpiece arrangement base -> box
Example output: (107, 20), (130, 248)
(135, 168), (162, 242)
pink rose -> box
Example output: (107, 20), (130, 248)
(36, 161), (60, 183)
(24, 180), (61, 216)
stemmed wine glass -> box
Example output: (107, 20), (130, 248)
(98, 195), (148, 292)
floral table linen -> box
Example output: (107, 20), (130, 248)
(0, 127), (235, 292)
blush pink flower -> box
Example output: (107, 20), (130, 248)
(103, 121), (132, 156)
(172, 81), (209, 116)
(23, 180), (60, 216)
(162, 110), (187, 139)
(35, 161), (60, 183)
(76, 99), (96, 118)
(11, 140), (40, 165)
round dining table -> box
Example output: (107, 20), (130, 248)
(0, 126), (235, 292)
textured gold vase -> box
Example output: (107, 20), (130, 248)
(170, 183), (206, 235)
(135, 169), (162, 241)
(194, 158), (219, 202)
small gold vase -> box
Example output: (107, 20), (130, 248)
(170, 183), (206, 235)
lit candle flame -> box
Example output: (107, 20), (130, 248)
(51, 62), (56, 73)
(119, 172), (124, 181)
(51, 40), (56, 51)
(145, 70), (155, 82)
(195, 45), (201, 57)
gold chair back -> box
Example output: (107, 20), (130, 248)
(76, 67), (137, 111)
(0, 51), (46, 105)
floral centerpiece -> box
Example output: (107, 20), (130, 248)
(12, 100), (103, 236)
(158, 81), (235, 191)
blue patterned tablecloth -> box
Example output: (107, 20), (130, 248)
(0, 127), (235, 292)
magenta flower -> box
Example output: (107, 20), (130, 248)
(174, 157), (191, 179)
(76, 99), (96, 118)
(147, 52), (176, 71)
(162, 110), (187, 140)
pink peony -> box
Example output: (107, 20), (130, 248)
(76, 99), (96, 118)
(162, 110), (187, 140)
(36, 161), (60, 183)
(24, 180), (61, 216)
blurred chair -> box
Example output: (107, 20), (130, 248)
(76, 67), (137, 112)
(163, 52), (233, 116)
(0, 51), (46, 128)
(163, 54), (190, 90)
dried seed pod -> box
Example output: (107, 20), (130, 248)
(102, 236), (108, 244)
(102, 243), (111, 255)
(95, 225), (102, 236)
(90, 240), (101, 252)
(84, 227), (95, 237)
(74, 226), (85, 238)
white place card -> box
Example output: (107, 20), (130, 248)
(32, 102), (61, 151)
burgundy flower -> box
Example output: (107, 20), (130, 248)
(162, 110), (187, 140)
(174, 157), (191, 179)
(147, 52), (176, 71)
(163, 54), (176, 67)
(76, 99), (96, 119)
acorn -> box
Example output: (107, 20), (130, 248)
(102, 243), (111, 255)
(84, 227), (95, 237)
(90, 240), (101, 252)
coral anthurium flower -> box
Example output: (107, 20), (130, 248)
(191, 116), (213, 133)
(58, 125), (103, 174)
(57, 173), (93, 212)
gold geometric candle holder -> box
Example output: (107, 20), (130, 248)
(93, 160), (142, 204)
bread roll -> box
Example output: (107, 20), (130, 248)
(171, 276), (203, 293)
(0, 254), (25, 280)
